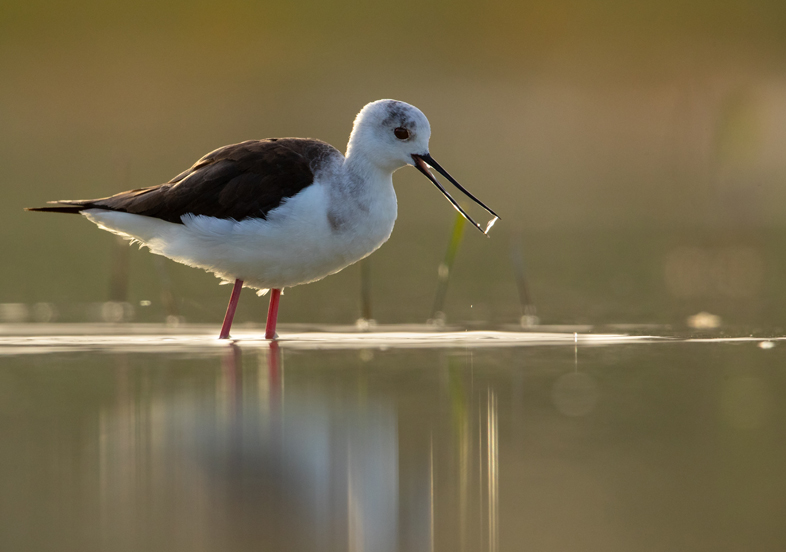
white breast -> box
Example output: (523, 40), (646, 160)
(82, 175), (398, 291)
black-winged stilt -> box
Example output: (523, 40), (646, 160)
(27, 100), (499, 339)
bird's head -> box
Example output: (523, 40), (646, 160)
(347, 99), (432, 172)
(347, 99), (499, 235)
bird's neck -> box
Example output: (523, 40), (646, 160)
(326, 148), (397, 228)
(342, 149), (397, 189)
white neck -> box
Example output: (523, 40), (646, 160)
(345, 127), (408, 176)
(311, 141), (398, 241)
(344, 151), (391, 186)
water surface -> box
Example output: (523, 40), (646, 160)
(1, 328), (784, 551)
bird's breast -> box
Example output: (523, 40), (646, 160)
(217, 177), (397, 287)
(324, 174), (398, 257)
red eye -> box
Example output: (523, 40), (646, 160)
(394, 127), (410, 140)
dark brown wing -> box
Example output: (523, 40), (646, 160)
(27, 138), (341, 224)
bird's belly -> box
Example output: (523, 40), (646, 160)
(186, 214), (393, 289)
(83, 182), (396, 290)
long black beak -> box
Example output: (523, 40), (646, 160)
(411, 153), (499, 235)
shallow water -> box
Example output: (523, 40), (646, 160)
(5, 1), (786, 549)
(1, 326), (785, 551)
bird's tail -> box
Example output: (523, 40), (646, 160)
(25, 200), (92, 215)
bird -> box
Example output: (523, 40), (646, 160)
(27, 99), (499, 339)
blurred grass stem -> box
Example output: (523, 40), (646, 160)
(360, 257), (372, 322)
(431, 212), (466, 322)
(108, 236), (129, 303)
(510, 232), (538, 326)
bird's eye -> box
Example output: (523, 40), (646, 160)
(394, 127), (410, 140)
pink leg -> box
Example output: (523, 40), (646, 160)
(218, 279), (244, 339)
(265, 288), (282, 340)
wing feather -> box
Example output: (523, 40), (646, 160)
(28, 138), (341, 223)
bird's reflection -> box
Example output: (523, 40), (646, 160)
(94, 347), (500, 552)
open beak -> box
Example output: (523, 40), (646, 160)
(411, 153), (499, 235)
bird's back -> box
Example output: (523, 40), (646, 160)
(29, 138), (342, 223)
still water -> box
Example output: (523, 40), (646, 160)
(1, 329), (785, 552)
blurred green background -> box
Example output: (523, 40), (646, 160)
(3, 0), (786, 328)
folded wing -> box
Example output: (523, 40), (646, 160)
(27, 138), (340, 224)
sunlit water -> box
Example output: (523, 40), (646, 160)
(1, 326), (785, 552)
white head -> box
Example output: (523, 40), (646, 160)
(346, 99), (500, 235)
(346, 99), (431, 172)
